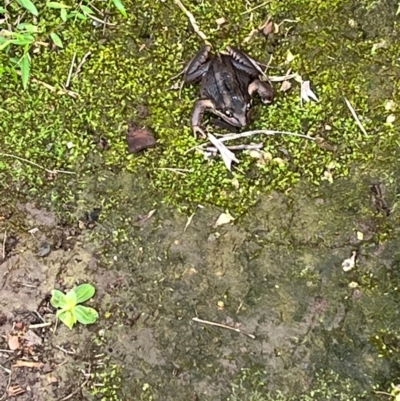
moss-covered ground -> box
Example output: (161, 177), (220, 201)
(1, 0), (398, 215)
(1, 0), (400, 400)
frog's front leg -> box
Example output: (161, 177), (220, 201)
(184, 46), (212, 83)
(191, 99), (215, 138)
(248, 80), (274, 105)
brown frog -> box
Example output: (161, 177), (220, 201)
(183, 45), (274, 138)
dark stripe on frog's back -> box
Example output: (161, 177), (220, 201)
(199, 54), (249, 108)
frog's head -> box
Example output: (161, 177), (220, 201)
(219, 96), (252, 128)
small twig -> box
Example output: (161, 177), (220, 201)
(184, 213), (195, 232)
(34, 311), (45, 323)
(242, 1), (271, 15)
(0, 364), (11, 374)
(155, 167), (191, 175)
(205, 143), (263, 152)
(185, 129), (314, 154)
(2, 230), (6, 260)
(174, 0), (210, 45)
(0, 349), (15, 353)
(269, 73), (298, 82)
(192, 317), (256, 339)
(29, 322), (52, 329)
(65, 51), (77, 89)
(345, 98), (368, 136)
(0, 152), (75, 175)
(72, 51), (92, 80)
(87, 14), (116, 27)
(56, 345), (75, 355)
(15, 71), (79, 98)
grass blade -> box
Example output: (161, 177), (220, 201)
(50, 32), (63, 48)
(112, 0), (127, 17)
(20, 53), (30, 89)
(16, 0), (39, 16)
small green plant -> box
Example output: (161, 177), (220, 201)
(50, 283), (99, 329)
(0, 0), (127, 89)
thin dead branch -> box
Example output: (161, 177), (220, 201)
(65, 51), (76, 88)
(0, 152), (75, 175)
(15, 71), (79, 98)
(174, 0), (210, 45)
(192, 317), (256, 339)
(345, 98), (368, 136)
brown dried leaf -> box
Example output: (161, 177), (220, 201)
(8, 335), (20, 351)
(126, 122), (157, 154)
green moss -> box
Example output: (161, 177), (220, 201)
(1, 0), (399, 216)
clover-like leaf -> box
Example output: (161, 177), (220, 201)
(72, 305), (99, 325)
(57, 310), (76, 329)
(73, 283), (95, 304)
(64, 289), (77, 309)
(50, 289), (68, 308)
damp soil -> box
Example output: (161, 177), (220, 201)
(1, 163), (400, 401)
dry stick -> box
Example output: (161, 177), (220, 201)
(15, 71), (79, 98)
(345, 98), (368, 136)
(205, 143), (263, 152)
(192, 317), (256, 339)
(65, 51), (77, 88)
(2, 231), (6, 260)
(73, 51), (92, 80)
(185, 130), (314, 154)
(0, 153), (75, 175)
(87, 14), (116, 26)
(155, 167), (191, 175)
(174, 0), (211, 45)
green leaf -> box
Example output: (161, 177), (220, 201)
(64, 289), (77, 308)
(397, 4), (400, 15)
(46, 1), (69, 9)
(20, 53), (30, 90)
(17, 23), (38, 32)
(72, 305), (99, 325)
(80, 5), (94, 15)
(11, 33), (35, 46)
(57, 310), (76, 329)
(73, 283), (95, 304)
(112, 0), (127, 17)
(50, 289), (68, 308)
(16, 0), (38, 16)
(60, 8), (67, 21)
(0, 40), (12, 51)
(0, 7), (7, 13)
(50, 32), (63, 48)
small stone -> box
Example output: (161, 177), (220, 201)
(37, 242), (51, 257)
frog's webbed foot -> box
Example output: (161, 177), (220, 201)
(248, 79), (274, 105)
(192, 126), (207, 139)
(226, 46), (264, 77)
(184, 45), (212, 83)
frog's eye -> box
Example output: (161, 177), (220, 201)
(225, 110), (232, 117)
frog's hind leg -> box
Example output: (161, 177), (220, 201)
(183, 45), (212, 83)
(248, 80), (274, 105)
(226, 46), (264, 77)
